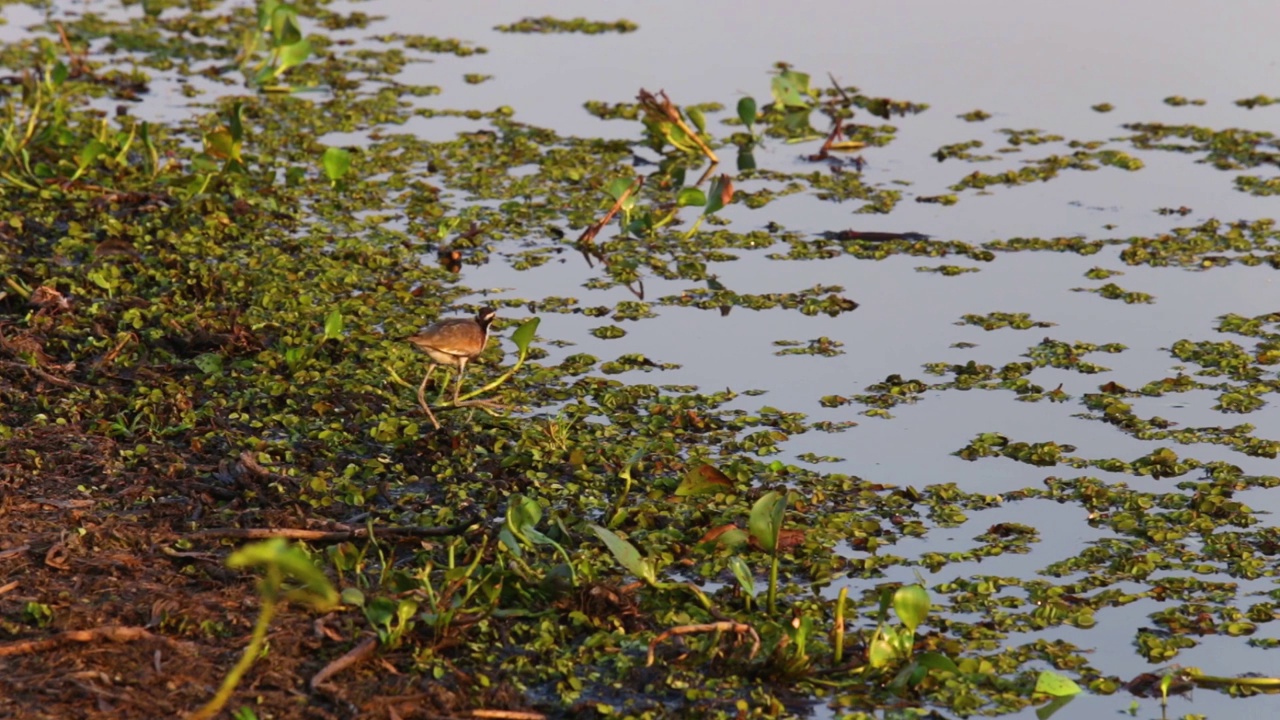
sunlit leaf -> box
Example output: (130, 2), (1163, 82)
(589, 524), (654, 584)
(1035, 670), (1083, 697)
(506, 494), (543, 541)
(675, 463), (733, 496)
(511, 316), (540, 355)
(228, 538), (338, 608)
(675, 187), (706, 208)
(748, 491), (786, 553)
(605, 177), (634, 200)
(704, 174), (734, 215)
(685, 106), (706, 134)
(271, 5), (302, 46)
(323, 308), (343, 341)
(77, 140), (108, 169)
(322, 146), (352, 183)
(728, 556), (755, 597)
(893, 584), (930, 633)
(274, 39), (312, 77)
(771, 68), (812, 109)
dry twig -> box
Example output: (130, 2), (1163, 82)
(646, 621), (760, 666)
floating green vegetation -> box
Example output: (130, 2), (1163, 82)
(773, 337), (844, 357)
(957, 312), (1056, 331)
(1073, 283), (1156, 304)
(1092, 102), (1114, 112)
(1236, 94), (1280, 109)
(495, 16), (640, 34)
(3, 2), (1280, 719)
(916, 264), (980, 275)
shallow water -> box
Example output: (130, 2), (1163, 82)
(351, 3), (1280, 717)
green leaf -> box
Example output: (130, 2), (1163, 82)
(271, 5), (302, 46)
(258, 0), (281, 31)
(685, 106), (706, 134)
(893, 584), (930, 633)
(728, 556), (755, 598)
(674, 464), (733, 496)
(322, 147), (352, 183)
(915, 651), (959, 673)
(737, 96), (757, 128)
(771, 68), (813, 109)
(49, 61), (68, 87)
(736, 147), (757, 172)
(274, 39), (312, 77)
(605, 177), (634, 200)
(675, 187), (706, 208)
(340, 587), (365, 607)
(323, 308), (343, 341)
(589, 524), (655, 585)
(77, 140), (108, 169)
(511, 316), (540, 355)
(227, 538), (338, 608)
(204, 128), (240, 161)
(748, 491), (786, 553)
(228, 102), (244, 143)
(1034, 670), (1083, 697)
(704, 174), (734, 216)
(868, 627), (896, 668)
(193, 353), (224, 376)
(505, 494), (543, 542)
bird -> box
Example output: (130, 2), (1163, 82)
(407, 306), (497, 408)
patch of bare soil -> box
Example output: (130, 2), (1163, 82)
(0, 426), (515, 720)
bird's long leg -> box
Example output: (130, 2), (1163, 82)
(417, 365), (441, 430)
(451, 359), (468, 404)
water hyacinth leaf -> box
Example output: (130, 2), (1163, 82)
(340, 587), (365, 608)
(868, 628), (895, 668)
(704, 174), (734, 215)
(506, 494), (543, 542)
(204, 128), (240, 161)
(686, 106), (706, 134)
(193, 353), (223, 376)
(1034, 670), (1082, 697)
(676, 187), (706, 208)
(77, 140), (108, 169)
(323, 307), (343, 341)
(275, 39), (313, 77)
(258, 0), (281, 31)
(605, 177), (634, 200)
(771, 68), (812, 109)
(915, 651), (959, 674)
(271, 6), (302, 46)
(737, 96), (757, 128)
(511, 316), (540, 355)
(589, 524), (656, 585)
(227, 538), (337, 608)
(737, 147), (756, 172)
(728, 556), (756, 598)
(50, 61), (68, 87)
(322, 147), (352, 183)
(893, 584), (930, 633)
(675, 463), (734, 496)
(749, 491), (786, 553)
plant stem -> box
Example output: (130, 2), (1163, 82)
(767, 550), (779, 615)
(189, 595), (278, 720)
(833, 586), (847, 664)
